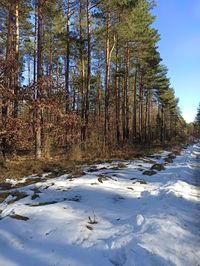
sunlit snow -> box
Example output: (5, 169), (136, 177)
(0, 143), (200, 266)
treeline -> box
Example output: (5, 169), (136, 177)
(193, 103), (200, 137)
(0, 0), (187, 159)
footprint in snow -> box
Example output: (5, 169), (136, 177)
(108, 248), (127, 266)
(136, 214), (145, 226)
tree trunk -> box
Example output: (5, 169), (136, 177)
(85, 0), (91, 139)
(144, 90), (148, 142)
(122, 77), (126, 141)
(49, 38), (53, 86)
(79, 0), (86, 142)
(147, 88), (152, 143)
(115, 35), (120, 144)
(104, 4), (111, 145)
(37, 0), (43, 81)
(160, 105), (165, 142)
(56, 59), (59, 88)
(65, 0), (70, 113)
(33, 3), (37, 83)
(35, 0), (43, 159)
(6, 1), (15, 60)
(13, 0), (19, 118)
(139, 72), (144, 143)
(132, 68), (137, 140)
(2, 0), (15, 158)
(125, 44), (130, 140)
(28, 58), (31, 85)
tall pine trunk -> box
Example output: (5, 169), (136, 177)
(49, 38), (53, 85)
(65, 0), (70, 113)
(33, 3), (37, 83)
(2, 0), (15, 158)
(125, 44), (130, 140)
(139, 71), (144, 143)
(160, 105), (165, 142)
(13, 0), (19, 118)
(132, 68), (137, 141)
(85, 0), (91, 139)
(79, 0), (86, 142)
(147, 89), (152, 143)
(104, 4), (111, 145)
(35, 0), (43, 159)
(122, 77), (126, 142)
(115, 35), (120, 144)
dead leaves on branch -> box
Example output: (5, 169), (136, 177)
(0, 60), (80, 154)
(0, 57), (18, 80)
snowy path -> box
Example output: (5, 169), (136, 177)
(0, 143), (200, 266)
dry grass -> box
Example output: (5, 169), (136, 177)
(0, 157), (75, 181)
(0, 140), (188, 182)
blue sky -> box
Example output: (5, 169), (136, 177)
(153, 0), (200, 123)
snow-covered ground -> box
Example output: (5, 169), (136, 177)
(0, 143), (200, 266)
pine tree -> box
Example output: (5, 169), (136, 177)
(195, 103), (200, 125)
(194, 103), (200, 136)
(0, 0), (188, 159)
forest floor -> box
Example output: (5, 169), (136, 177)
(0, 142), (185, 180)
(0, 142), (200, 266)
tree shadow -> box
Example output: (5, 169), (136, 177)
(0, 145), (200, 266)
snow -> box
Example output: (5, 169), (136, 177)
(0, 143), (200, 266)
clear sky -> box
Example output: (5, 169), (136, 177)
(153, 0), (200, 123)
